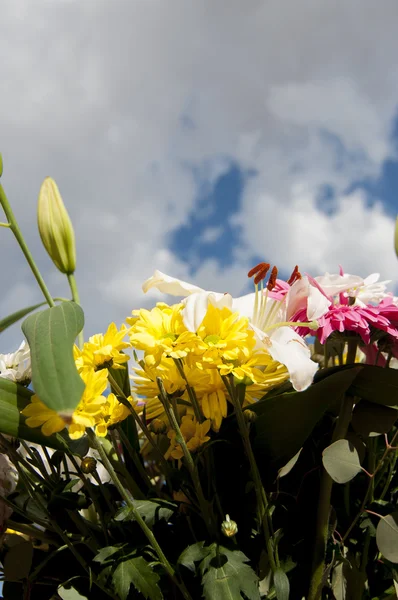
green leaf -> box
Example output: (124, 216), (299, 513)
(277, 448), (303, 479)
(178, 541), (209, 572)
(0, 302), (50, 333)
(93, 545), (125, 564)
(376, 511), (398, 562)
(252, 367), (361, 468)
(112, 556), (162, 600)
(115, 499), (176, 527)
(0, 377), (64, 448)
(273, 568), (290, 600)
(22, 302), (85, 414)
(201, 546), (260, 600)
(352, 400), (397, 437)
(322, 440), (362, 484)
(349, 366), (398, 408)
(331, 563), (347, 600)
(58, 584), (88, 600)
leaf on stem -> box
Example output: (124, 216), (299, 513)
(322, 439), (362, 484)
(22, 302), (84, 415)
(376, 511), (398, 562)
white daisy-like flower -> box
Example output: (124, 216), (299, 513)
(0, 341), (31, 385)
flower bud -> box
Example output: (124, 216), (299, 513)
(38, 177), (76, 274)
(150, 418), (167, 434)
(80, 457), (97, 474)
(244, 409), (257, 423)
(221, 514), (238, 538)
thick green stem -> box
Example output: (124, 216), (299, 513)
(229, 380), (277, 572)
(0, 182), (54, 307)
(67, 273), (84, 347)
(87, 429), (192, 600)
(156, 377), (215, 537)
(308, 395), (355, 600)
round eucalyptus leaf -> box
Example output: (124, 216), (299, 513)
(322, 439), (362, 484)
(376, 511), (398, 563)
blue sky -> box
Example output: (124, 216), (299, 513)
(1, 0), (398, 353)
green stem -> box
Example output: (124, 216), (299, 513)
(308, 395), (355, 600)
(173, 358), (203, 422)
(228, 379), (277, 572)
(0, 182), (54, 307)
(156, 377), (215, 538)
(87, 429), (192, 600)
(67, 273), (84, 347)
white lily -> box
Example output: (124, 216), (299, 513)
(0, 340), (31, 384)
(142, 269), (320, 391)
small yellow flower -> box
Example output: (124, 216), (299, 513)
(194, 369), (228, 432)
(127, 303), (196, 366)
(189, 304), (255, 369)
(74, 323), (130, 373)
(95, 393), (137, 437)
(21, 396), (66, 436)
(22, 369), (109, 439)
(166, 415), (211, 460)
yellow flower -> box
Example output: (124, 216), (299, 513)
(131, 357), (208, 420)
(22, 396), (66, 436)
(22, 369), (108, 438)
(166, 415), (211, 460)
(127, 303), (197, 367)
(95, 393), (138, 437)
(194, 369), (228, 432)
(189, 304), (255, 369)
(74, 323), (130, 373)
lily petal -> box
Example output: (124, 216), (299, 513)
(142, 270), (204, 296)
(253, 325), (318, 391)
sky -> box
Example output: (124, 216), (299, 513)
(1, 0), (398, 353)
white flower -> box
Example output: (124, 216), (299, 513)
(0, 341), (31, 384)
(314, 271), (392, 306)
(142, 270), (320, 391)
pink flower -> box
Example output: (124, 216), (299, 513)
(295, 304), (398, 345)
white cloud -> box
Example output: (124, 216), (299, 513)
(1, 0), (398, 352)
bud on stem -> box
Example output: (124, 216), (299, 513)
(38, 177), (76, 274)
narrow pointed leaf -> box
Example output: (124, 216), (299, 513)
(22, 302), (84, 414)
(0, 303), (48, 333)
(322, 440), (362, 484)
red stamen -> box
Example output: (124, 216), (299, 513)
(287, 265), (302, 285)
(247, 262), (270, 279)
(248, 263), (271, 288)
(266, 266), (278, 291)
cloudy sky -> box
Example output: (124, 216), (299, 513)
(1, 0), (398, 352)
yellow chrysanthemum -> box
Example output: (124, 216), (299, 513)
(126, 303), (197, 367)
(194, 369), (228, 432)
(188, 304), (256, 369)
(74, 322), (130, 373)
(131, 357), (208, 420)
(165, 415), (211, 460)
(95, 393), (138, 437)
(22, 369), (109, 438)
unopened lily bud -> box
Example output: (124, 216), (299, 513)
(38, 177), (76, 274)
(150, 418), (167, 434)
(244, 409), (257, 423)
(395, 216), (398, 259)
(80, 457), (97, 474)
(221, 515), (238, 538)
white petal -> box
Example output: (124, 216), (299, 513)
(255, 326), (318, 391)
(182, 292), (233, 331)
(231, 293), (256, 319)
(315, 273), (364, 296)
(307, 284), (331, 320)
(142, 270), (204, 296)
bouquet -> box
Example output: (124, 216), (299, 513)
(0, 154), (397, 600)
